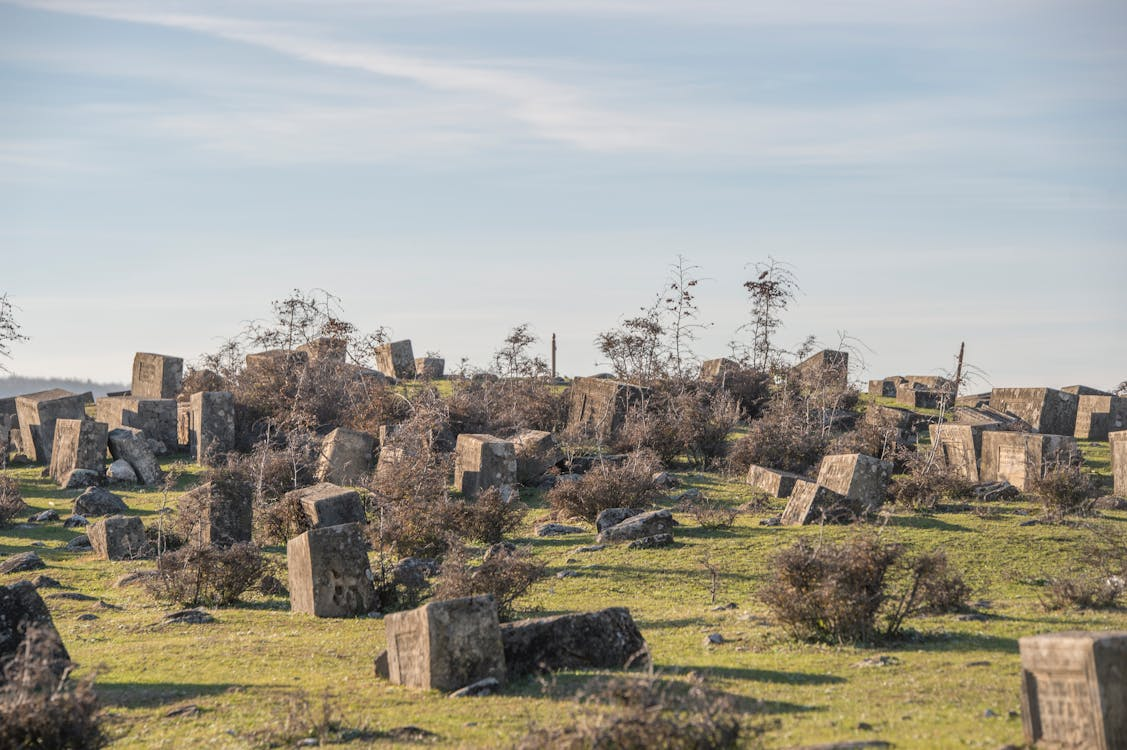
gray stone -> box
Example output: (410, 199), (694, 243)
(511, 429), (563, 484)
(534, 523), (586, 537)
(375, 340), (416, 380)
(414, 357), (445, 379)
(454, 434), (517, 498)
(73, 486), (128, 516)
(595, 507), (644, 532)
(791, 350), (849, 393)
(29, 510), (59, 523)
(596, 509), (674, 544)
(296, 337), (348, 363)
(107, 427), (162, 485)
(1111, 431), (1127, 498)
(131, 352), (183, 399)
(63, 515), (87, 528)
(0, 581), (70, 685)
(745, 465), (803, 498)
(162, 608), (215, 625)
(63, 534), (91, 551)
(106, 459), (138, 483)
(287, 523), (376, 617)
(499, 607), (647, 680)
(1075, 395), (1127, 441)
(88, 515), (147, 560)
(991, 387), (1079, 436)
(48, 418), (107, 486)
(1019, 631), (1127, 749)
(449, 677), (500, 697)
(626, 533), (674, 549)
(699, 358), (740, 380)
(96, 396), (177, 449)
(188, 391), (235, 467)
(316, 428), (375, 486)
(177, 481), (253, 547)
(928, 423), (999, 482)
(15, 389), (90, 463)
(979, 432), (1080, 491)
(780, 479), (853, 526)
(816, 453), (893, 509)
(0, 551), (45, 575)
(61, 469), (101, 489)
(384, 594), (506, 691)
(566, 377), (647, 440)
(287, 482), (366, 528)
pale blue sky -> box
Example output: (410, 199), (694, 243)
(2, 0), (1125, 388)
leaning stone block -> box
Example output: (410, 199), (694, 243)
(816, 453), (893, 508)
(88, 515), (147, 560)
(991, 387), (1079, 436)
(745, 465), (802, 498)
(699, 358), (740, 380)
(287, 482), (366, 528)
(499, 607), (648, 680)
(15, 389), (90, 463)
(287, 523), (376, 618)
(454, 434), (517, 498)
(315, 428), (375, 486)
(375, 340), (416, 380)
(511, 429), (563, 484)
(1110, 431), (1127, 498)
(384, 595), (506, 691)
(188, 391), (235, 466)
(131, 352), (183, 400)
(107, 427), (163, 485)
(49, 418), (107, 486)
(780, 480), (851, 526)
(1019, 631), (1127, 750)
(96, 396), (177, 450)
(566, 377), (647, 441)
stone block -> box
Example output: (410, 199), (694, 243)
(868, 378), (899, 397)
(991, 387), (1079, 436)
(1019, 631), (1127, 750)
(414, 357), (445, 379)
(566, 377), (647, 440)
(816, 453), (893, 508)
(979, 432), (1080, 491)
(287, 482), (366, 528)
(699, 358), (740, 380)
(511, 429), (563, 484)
(177, 481), (252, 547)
(244, 349), (309, 379)
(1075, 395), (1127, 441)
(1062, 385), (1112, 396)
(176, 401), (191, 447)
(48, 418), (108, 486)
(316, 428), (375, 486)
(500, 607), (647, 680)
(296, 337), (348, 363)
(286, 523), (376, 617)
(745, 465), (803, 498)
(384, 595), (506, 691)
(107, 427), (162, 485)
(895, 382), (950, 410)
(0, 396), (16, 429)
(15, 389), (90, 463)
(791, 350), (849, 393)
(188, 391), (235, 466)
(131, 352), (183, 399)
(96, 396), (177, 450)
(928, 423), (999, 482)
(780, 479), (850, 525)
(0, 581), (71, 685)
(454, 434), (517, 497)
(88, 515), (147, 560)
(596, 509), (674, 544)
(375, 340), (416, 379)
(1111, 431), (1127, 498)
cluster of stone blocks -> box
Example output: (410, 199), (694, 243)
(791, 349), (849, 393)
(868, 375), (954, 410)
(375, 340), (416, 380)
(779, 453), (892, 526)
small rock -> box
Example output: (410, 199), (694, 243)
(854, 655), (899, 668)
(1019, 519), (1039, 527)
(106, 459), (139, 484)
(759, 516), (782, 527)
(30, 509), (60, 522)
(957, 613), (989, 622)
(0, 551), (46, 574)
(114, 570), (158, 588)
(710, 602), (738, 611)
(97, 600), (121, 610)
(983, 709), (997, 718)
(386, 727), (438, 742)
(1093, 495), (1127, 511)
(296, 740), (318, 748)
(572, 544), (605, 553)
(556, 570), (580, 579)
(76, 613), (99, 621)
(30, 541), (45, 547)
(64, 535), (92, 551)
(161, 608), (215, 625)
(146, 438), (168, 456)
(165, 704), (201, 718)
(857, 721), (874, 731)
(32, 575), (62, 588)
(73, 486), (128, 517)
(626, 533), (674, 549)
(63, 515), (88, 528)
(704, 633), (724, 645)
(61, 469), (101, 489)
(449, 677), (501, 697)
(8, 453), (31, 466)
(535, 523), (586, 537)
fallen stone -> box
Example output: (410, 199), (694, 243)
(61, 469), (101, 489)
(106, 459), (138, 484)
(534, 523), (586, 537)
(161, 608), (215, 625)
(0, 581), (71, 683)
(0, 551), (46, 575)
(63, 515), (88, 528)
(704, 633), (724, 645)
(88, 515), (148, 560)
(63, 535), (91, 551)
(30, 509), (59, 522)
(31, 575), (61, 588)
(597, 509), (673, 544)
(499, 607), (648, 679)
(73, 486), (128, 517)
(626, 533), (674, 549)
(449, 677), (501, 697)
(107, 427), (163, 485)
(594, 507), (645, 532)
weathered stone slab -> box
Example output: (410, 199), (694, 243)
(244, 349), (309, 378)
(177, 481), (252, 547)
(316, 428), (375, 486)
(296, 337), (348, 363)
(88, 515), (147, 560)
(131, 352), (183, 400)
(15, 389), (90, 463)
(188, 391), (235, 466)
(287, 482), (366, 528)
(73, 486), (128, 516)
(991, 387), (1079, 436)
(980, 432), (1080, 491)
(375, 340), (416, 380)
(816, 453), (893, 508)
(107, 427), (162, 485)
(286, 523), (376, 617)
(48, 418), (108, 486)
(414, 357), (445, 379)
(0, 581), (71, 685)
(96, 396), (177, 450)
(780, 479), (849, 525)
(1062, 385), (1112, 396)
(927, 423), (1000, 482)
(454, 434), (517, 498)
(1019, 631), (1127, 750)
(384, 595), (506, 691)
(566, 377), (647, 440)
(499, 607), (647, 680)
(511, 429), (563, 484)
(1075, 395), (1127, 441)
(791, 350), (849, 393)
(699, 358), (740, 380)
(868, 378), (899, 398)
(596, 509), (673, 543)
(895, 382), (950, 410)
(745, 465), (803, 498)
(1111, 431), (1127, 498)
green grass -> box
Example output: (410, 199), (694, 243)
(3, 446), (1126, 749)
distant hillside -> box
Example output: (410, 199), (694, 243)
(0, 374), (129, 399)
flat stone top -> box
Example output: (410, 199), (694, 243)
(1020, 630), (1127, 645)
(135, 352), (183, 362)
(1108, 430), (1127, 442)
(16, 388), (78, 403)
(290, 482), (356, 500)
(457, 433), (508, 444)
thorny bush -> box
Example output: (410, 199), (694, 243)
(147, 542), (268, 607)
(547, 450), (663, 523)
(434, 543), (546, 621)
(0, 473), (25, 527)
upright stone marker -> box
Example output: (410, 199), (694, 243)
(287, 523), (376, 617)
(48, 418), (108, 486)
(816, 453), (893, 508)
(15, 389), (90, 463)
(979, 432), (1080, 491)
(375, 340), (416, 379)
(454, 434), (517, 497)
(384, 595), (507, 691)
(316, 428), (375, 486)
(1019, 631), (1127, 750)
(96, 396), (178, 450)
(414, 357), (445, 379)
(177, 481), (253, 547)
(1110, 431), (1127, 498)
(928, 423), (999, 482)
(991, 387), (1079, 436)
(88, 515), (147, 560)
(188, 391), (235, 466)
(131, 352), (183, 399)
(566, 377), (646, 440)
(1075, 395), (1127, 441)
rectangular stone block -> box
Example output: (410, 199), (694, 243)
(48, 418), (108, 486)
(96, 396), (177, 450)
(699, 358), (740, 380)
(1075, 395), (1127, 441)
(244, 349), (309, 378)
(745, 465), (802, 498)
(1111, 431), (1127, 498)
(979, 432), (1080, 491)
(414, 357), (445, 379)
(189, 391), (235, 466)
(315, 428), (375, 486)
(1019, 631), (1127, 750)
(566, 377), (647, 440)
(88, 515), (147, 560)
(512, 429), (563, 484)
(0, 396), (16, 428)
(895, 383), (950, 410)
(816, 453), (893, 508)
(177, 481), (252, 547)
(454, 434), (517, 497)
(176, 401), (191, 447)
(780, 479), (847, 525)
(296, 337), (348, 363)
(15, 389), (91, 463)
(287, 482), (366, 528)
(384, 595), (506, 691)
(868, 378), (898, 398)
(287, 523), (376, 617)
(928, 423), (999, 482)
(991, 387), (1079, 436)
(375, 340), (416, 379)
(791, 350), (849, 393)
(131, 352), (183, 400)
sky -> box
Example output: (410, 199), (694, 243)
(1, 0), (1125, 390)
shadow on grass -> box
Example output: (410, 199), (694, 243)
(883, 515), (971, 532)
(694, 665), (847, 687)
(97, 681), (236, 708)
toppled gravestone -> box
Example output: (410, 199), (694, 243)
(745, 464), (802, 498)
(287, 523), (376, 617)
(107, 427), (162, 485)
(0, 551), (46, 575)
(511, 429), (563, 485)
(499, 607), (648, 680)
(816, 453), (893, 509)
(15, 389), (91, 463)
(384, 595), (506, 691)
(991, 387), (1079, 436)
(177, 481), (252, 547)
(131, 352), (183, 399)
(73, 486), (128, 517)
(96, 396), (177, 450)
(188, 391), (235, 467)
(375, 340), (416, 380)
(287, 482), (366, 528)
(595, 507), (644, 532)
(780, 479), (852, 526)
(48, 418), (108, 487)
(596, 509), (673, 544)
(1019, 631), (1127, 749)
(0, 581), (71, 685)
(315, 428), (375, 487)
(454, 434), (517, 498)
(414, 357), (445, 379)
(88, 515), (147, 560)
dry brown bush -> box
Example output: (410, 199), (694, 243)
(434, 544), (546, 621)
(1030, 460), (1097, 520)
(445, 377), (566, 438)
(726, 398), (829, 476)
(454, 486), (528, 545)
(1042, 526), (1127, 610)
(889, 447), (975, 511)
(676, 496), (738, 529)
(547, 450), (663, 523)
(147, 542), (268, 607)
(0, 474), (25, 527)
(614, 383), (740, 469)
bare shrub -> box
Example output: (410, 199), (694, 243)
(547, 451), (663, 523)
(147, 542), (268, 607)
(613, 384), (740, 469)
(434, 544), (545, 621)
(256, 493), (312, 547)
(454, 486), (528, 545)
(1042, 526), (1127, 610)
(676, 496), (738, 529)
(726, 398), (828, 476)
(889, 447), (974, 511)
(917, 552), (973, 614)
(1030, 460), (1097, 519)
(0, 474), (25, 527)
(0, 626), (107, 750)
(826, 407), (907, 464)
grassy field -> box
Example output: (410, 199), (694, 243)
(2, 440), (1125, 749)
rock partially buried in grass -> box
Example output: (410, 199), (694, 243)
(534, 523), (585, 537)
(0, 581), (71, 683)
(63, 534), (92, 551)
(626, 533), (673, 549)
(114, 570), (158, 588)
(161, 608), (216, 625)
(449, 677), (501, 697)
(594, 507), (644, 532)
(499, 607), (648, 680)
(0, 551), (46, 574)
(73, 486), (128, 517)
(596, 509), (673, 544)
(106, 459), (138, 484)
